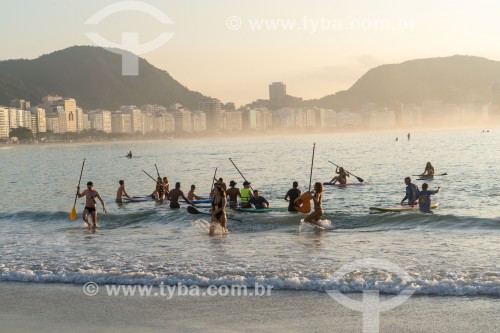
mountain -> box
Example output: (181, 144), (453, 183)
(305, 55), (500, 109)
(0, 45), (209, 110)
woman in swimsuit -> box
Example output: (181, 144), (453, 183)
(209, 186), (228, 235)
(154, 177), (166, 201)
(330, 166), (350, 185)
(420, 162), (435, 179)
(304, 182), (324, 227)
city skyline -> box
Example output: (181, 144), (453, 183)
(2, 0), (500, 105)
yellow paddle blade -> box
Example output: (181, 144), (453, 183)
(69, 206), (77, 221)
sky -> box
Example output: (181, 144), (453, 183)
(1, 0), (500, 106)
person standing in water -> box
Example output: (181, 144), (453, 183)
(209, 185), (228, 235)
(226, 180), (241, 208)
(284, 181), (301, 212)
(417, 183), (440, 212)
(77, 181), (107, 228)
(407, 133), (411, 141)
(304, 182), (324, 227)
(116, 180), (131, 202)
(152, 177), (166, 201)
(401, 177), (419, 206)
(168, 182), (194, 208)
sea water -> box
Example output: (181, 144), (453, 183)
(0, 128), (499, 296)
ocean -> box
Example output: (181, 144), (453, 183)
(0, 128), (499, 297)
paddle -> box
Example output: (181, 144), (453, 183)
(142, 170), (157, 183)
(155, 164), (161, 178)
(70, 158), (86, 221)
(309, 143), (316, 191)
(187, 206), (242, 222)
(328, 161), (364, 183)
(412, 173), (447, 176)
(229, 158), (254, 191)
(210, 167), (217, 196)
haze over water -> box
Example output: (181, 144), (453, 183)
(0, 128), (499, 296)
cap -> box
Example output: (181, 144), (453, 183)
(243, 181), (251, 186)
(229, 180), (237, 186)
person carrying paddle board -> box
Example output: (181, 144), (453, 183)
(77, 181), (107, 228)
(304, 182), (324, 226)
(329, 166), (350, 185)
(401, 177), (419, 206)
(417, 183), (440, 212)
(284, 181), (301, 212)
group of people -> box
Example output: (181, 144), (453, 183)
(76, 160), (439, 231)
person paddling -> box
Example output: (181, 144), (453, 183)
(77, 181), (107, 228)
(330, 166), (350, 185)
(401, 177), (419, 206)
(284, 181), (301, 212)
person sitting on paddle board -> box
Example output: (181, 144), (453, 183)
(243, 190), (269, 209)
(417, 183), (440, 212)
(284, 181), (301, 212)
(188, 184), (205, 201)
(210, 185), (228, 235)
(168, 182), (194, 209)
(304, 182), (324, 227)
(329, 166), (350, 185)
(116, 180), (131, 203)
(77, 181), (107, 228)
(226, 180), (241, 208)
(420, 162), (435, 179)
(401, 177), (419, 206)
(240, 181), (254, 206)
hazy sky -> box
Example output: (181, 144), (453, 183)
(1, 0), (500, 106)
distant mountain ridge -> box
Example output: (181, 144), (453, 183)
(0, 45), (208, 110)
(305, 55), (500, 109)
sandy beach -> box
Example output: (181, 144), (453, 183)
(0, 282), (498, 333)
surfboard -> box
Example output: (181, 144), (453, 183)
(192, 199), (212, 204)
(369, 202), (440, 212)
(294, 191), (312, 213)
(122, 196), (153, 203)
(323, 182), (368, 187)
(233, 207), (273, 213)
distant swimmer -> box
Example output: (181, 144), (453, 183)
(395, 137), (399, 141)
(284, 181), (301, 212)
(330, 166), (350, 185)
(304, 182), (324, 227)
(243, 189), (269, 209)
(240, 181), (254, 206)
(168, 182), (194, 209)
(407, 133), (411, 141)
(126, 151), (132, 158)
(417, 183), (440, 212)
(116, 180), (131, 202)
(77, 181), (107, 228)
(401, 177), (419, 206)
(420, 162), (435, 179)
(210, 185), (228, 235)
(226, 180), (241, 208)
(188, 184), (205, 201)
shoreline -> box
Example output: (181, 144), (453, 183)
(1, 282), (498, 333)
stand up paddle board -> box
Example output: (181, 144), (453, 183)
(369, 202), (440, 212)
(323, 182), (368, 187)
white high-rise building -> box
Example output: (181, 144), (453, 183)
(88, 110), (112, 133)
(31, 107), (47, 133)
(0, 107), (10, 138)
(191, 111), (207, 133)
(121, 105), (142, 134)
(75, 107), (84, 132)
(199, 98), (222, 130)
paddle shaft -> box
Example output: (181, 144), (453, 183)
(229, 158), (253, 191)
(155, 164), (161, 179)
(308, 143), (316, 192)
(73, 158), (86, 206)
(210, 167), (217, 195)
(328, 161), (364, 183)
(142, 170), (157, 183)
